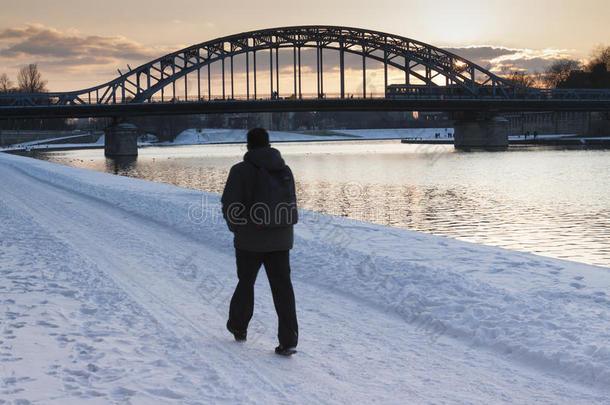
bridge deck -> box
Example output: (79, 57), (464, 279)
(1, 98), (609, 119)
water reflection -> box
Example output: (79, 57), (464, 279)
(29, 141), (610, 267)
(105, 156), (138, 174)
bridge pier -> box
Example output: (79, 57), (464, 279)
(104, 122), (138, 157)
(586, 112), (610, 137)
(453, 114), (509, 151)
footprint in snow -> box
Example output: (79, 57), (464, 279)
(79, 306), (97, 315)
(111, 386), (137, 400)
(59, 290), (78, 298)
(150, 359), (169, 367)
(36, 321), (59, 328)
(145, 387), (185, 399)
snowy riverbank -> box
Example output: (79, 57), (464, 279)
(161, 127), (453, 145)
(0, 152), (608, 403)
(4, 128), (607, 153)
(0, 128), (451, 152)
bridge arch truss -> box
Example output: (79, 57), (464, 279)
(3, 25), (610, 108)
(3, 26), (539, 107)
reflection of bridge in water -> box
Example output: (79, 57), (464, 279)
(1, 26), (609, 153)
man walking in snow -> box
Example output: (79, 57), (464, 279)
(221, 128), (299, 356)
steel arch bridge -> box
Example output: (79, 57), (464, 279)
(1, 25), (610, 113)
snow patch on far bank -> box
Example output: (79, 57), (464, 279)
(162, 127), (453, 146)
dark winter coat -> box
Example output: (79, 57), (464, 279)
(221, 147), (295, 252)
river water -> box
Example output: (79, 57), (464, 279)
(30, 140), (610, 267)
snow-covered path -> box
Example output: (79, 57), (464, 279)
(0, 153), (608, 404)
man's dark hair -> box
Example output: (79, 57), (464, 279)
(247, 128), (270, 149)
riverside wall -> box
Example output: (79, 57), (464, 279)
(504, 111), (609, 136)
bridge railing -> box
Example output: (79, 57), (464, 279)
(2, 88), (610, 108)
(538, 88), (610, 100)
(385, 84), (610, 101)
(0, 92), (392, 106)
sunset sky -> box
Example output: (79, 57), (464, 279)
(1, 0), (608, 93)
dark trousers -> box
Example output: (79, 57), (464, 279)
(228, 249), (298, 347)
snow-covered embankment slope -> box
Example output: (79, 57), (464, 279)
(0, 152), (608, 403)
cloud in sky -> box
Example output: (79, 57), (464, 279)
(0, 24), (176, 90)
(443, 46), (579, 74)
(0, 24), (585, 91)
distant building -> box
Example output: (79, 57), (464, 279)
(559, 64), (610, 89)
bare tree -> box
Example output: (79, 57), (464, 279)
(587, 45), (610, 70)
(17, 64), (47, 93)
(0, 73), (13, 93)
(506, 71), (536, 88)
(543, 59), (582, 88)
